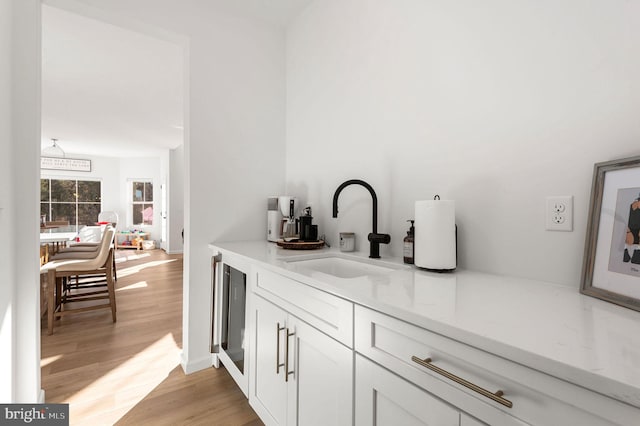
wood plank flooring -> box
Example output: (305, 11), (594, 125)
(41, 249), (262, 426)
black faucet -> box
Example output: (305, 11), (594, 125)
(332, 179), (391, 258)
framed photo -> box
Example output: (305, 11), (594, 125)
(581, 155), (640, 311)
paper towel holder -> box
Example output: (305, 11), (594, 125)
(419, 228), (458, 273)
(435, 192), (458, 271)
(414, 195), (457, 272)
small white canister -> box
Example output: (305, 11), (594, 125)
(339, 232), (355, 252)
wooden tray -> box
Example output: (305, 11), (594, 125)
(276, 239), (325, 250)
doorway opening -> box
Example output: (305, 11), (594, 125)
(39, 3), (189, 418)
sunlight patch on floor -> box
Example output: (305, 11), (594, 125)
(114, 252), (151, 263)
(116, 259), (178, 278)
(67, 333), (181, 424)
(41, 355), (63, 368)
(116, 281), (148, 291)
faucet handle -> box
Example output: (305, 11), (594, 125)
(368, 233), (391, 244)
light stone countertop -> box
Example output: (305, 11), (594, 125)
(209, 240), (640, 409)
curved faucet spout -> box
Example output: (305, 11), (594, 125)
(332, 179), (389, 258)
(332, 179), (378, 234)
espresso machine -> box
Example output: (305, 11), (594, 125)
(278, 195), (298, 240)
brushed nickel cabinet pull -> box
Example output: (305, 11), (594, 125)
(411, 356), (513, 408)
(276, 323), (285, 374)
(285, 328), (295, 382)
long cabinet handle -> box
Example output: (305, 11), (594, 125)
(411, 356), (513, 408)
(276, 323), (285, 374)
(285, 328), (295, 382)
(210, 253), (222, 354)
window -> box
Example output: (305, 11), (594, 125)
(132, 181), (153, 226)
(40, 178), (102, 230)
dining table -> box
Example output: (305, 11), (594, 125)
(40, 231), (77, 259)
(40, 231), (77, 245)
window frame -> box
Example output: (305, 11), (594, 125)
(129, 179), (154, 227)
(40, 177), (103, 232)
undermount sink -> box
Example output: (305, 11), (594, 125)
(284, 255), (398, 279)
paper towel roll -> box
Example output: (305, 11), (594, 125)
(414, 199), (456, 270)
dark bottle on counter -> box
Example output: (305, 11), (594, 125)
(403, 220), (415, 264)
(298, 206), (315, 241)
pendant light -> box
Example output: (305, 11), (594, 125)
(42, 138), (66, 158)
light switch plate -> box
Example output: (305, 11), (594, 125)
(546, 196), (573, 231)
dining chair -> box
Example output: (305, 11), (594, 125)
(40, 226), (117, 335)
(54, 224), (118, 282)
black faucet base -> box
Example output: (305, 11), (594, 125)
(368, 233), (391, 259)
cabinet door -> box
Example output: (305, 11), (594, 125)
(251, 296), (289, 426)
(355, 355), (459, 426)
(460, 413), (487, 426)
(288, 316), (353, 426)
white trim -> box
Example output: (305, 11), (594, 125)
(39, 0), (191, 400)
(180, 352), (213, 375)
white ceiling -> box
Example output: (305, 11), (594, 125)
(41, 0), (313, 158)
(41, 5), (184, 157)
(200, 0), (313, 27)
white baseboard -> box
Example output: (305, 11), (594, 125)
(180, 352), (212, 375)
(38, 389), (45, 403)
(165, 249), (184, 255)
(212, 353), (220, 368)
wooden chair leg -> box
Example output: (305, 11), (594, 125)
(55, 276), (62, 309)
(107, 251), (117, 322)
(113, 254), (117, 282)
(47, 270), (56, 335)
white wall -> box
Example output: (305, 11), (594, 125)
(180, 11), (285, 372)
(286, 0), (640, 286)
(0, 0), (41, 403)
(0, 0), (14, 403)
(169, 145), (184, 253)
(41, 154), (164, 242)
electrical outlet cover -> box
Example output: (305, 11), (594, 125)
(546, 196), (573, 231)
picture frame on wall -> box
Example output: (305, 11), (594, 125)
(581, 155), (640, 311)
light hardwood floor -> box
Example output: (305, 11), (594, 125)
(41, 249), (262, 426)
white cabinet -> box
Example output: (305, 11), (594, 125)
(356, 354), (459, 426)
(355, 354), (520, 426)
(354, 305), (633, 426)
(250, 294), (353, 426)
(252, 267), (353, 346)
(211, 243), (640, 426)
(252, 295), (288, 425)
(289, 315), (352, 426)
(249, 283), (637, 426)
(460, 413), (488, 426)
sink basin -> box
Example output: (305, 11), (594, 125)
(285, 255), (397, 279)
